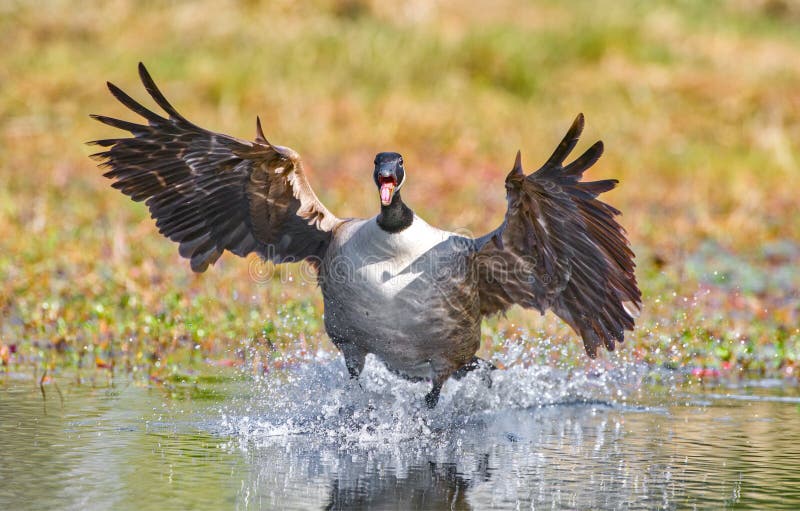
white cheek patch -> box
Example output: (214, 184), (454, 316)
(395, 171), (406, 193)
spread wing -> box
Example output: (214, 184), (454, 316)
(474, 114), (641, 357)
(89, 63), (340, 272)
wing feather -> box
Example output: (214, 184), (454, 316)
(90, 63), (341, 272)
(474, 114), (641, 357)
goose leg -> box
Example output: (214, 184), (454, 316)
(424, 378), (445, 409)
(424, 363), (455, 409)
(334, 339), (366, 379)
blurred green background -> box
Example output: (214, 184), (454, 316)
(1, 0), (798, 379)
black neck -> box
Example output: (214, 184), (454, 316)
(377, 192), (414, 233)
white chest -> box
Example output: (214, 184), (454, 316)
(325, 216), (458, 301)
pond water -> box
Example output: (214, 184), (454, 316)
(2, 357), (799, 510)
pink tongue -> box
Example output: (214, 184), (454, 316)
(380, 184), (392, 203)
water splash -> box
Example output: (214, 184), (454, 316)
(219, 342), (649, 448)
(213, 346), (659, 509)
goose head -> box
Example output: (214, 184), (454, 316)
(373, 152), (406, 206)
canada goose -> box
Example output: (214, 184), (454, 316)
(90, 64), (641, 408)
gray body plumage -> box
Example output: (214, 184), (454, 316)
(321, 215), (479, 380)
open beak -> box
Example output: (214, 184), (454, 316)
(379, 175), (397, 206)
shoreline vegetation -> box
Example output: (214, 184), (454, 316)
(1, 1), (798, 384)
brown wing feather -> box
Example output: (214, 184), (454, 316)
(89, 63), (340, 272)
(474, 114), (641, 357)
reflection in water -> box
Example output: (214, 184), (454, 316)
(324, 459), (486, 510)
(1, 358), (800, 510)
(221, 357), (800, 510)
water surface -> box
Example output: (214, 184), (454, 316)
(1, 359), (799, 510)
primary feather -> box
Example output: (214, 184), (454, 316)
(90, 63), (339, 272)
(474, 114), (641, 357)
